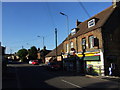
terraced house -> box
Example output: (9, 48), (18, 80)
(62, 1), (120, 76)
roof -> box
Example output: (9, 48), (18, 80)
(46, 43), (63, 57)
(46, 5), (117, 57)
(65, 5), (115, 40)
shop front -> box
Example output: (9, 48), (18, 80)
(76, 50), (103, 75)
(62, 54), (77, 72)
(62, 49), (105, 75)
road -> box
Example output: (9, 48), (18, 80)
(2, 63), (120, 89)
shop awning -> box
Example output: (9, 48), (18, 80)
(81, 56), (100, 60)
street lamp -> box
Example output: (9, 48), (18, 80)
(60, 12), (69, 35)
(60, 12), (70, 54)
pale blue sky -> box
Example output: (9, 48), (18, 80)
(2, 2), (112, 54)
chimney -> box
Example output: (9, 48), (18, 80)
(76, 19), (82, 26)
(112, 0), (120, 8)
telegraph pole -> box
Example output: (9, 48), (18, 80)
(43, 36), (45, 48)
(22, 46), (24, 49)
(55, 28), (57, 60)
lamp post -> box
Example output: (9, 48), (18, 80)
(60, 12), (69, 36)
(60, 12), (70, 54)
(60, 12), (70, 71)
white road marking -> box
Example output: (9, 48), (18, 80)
(61, 79), (82, 88)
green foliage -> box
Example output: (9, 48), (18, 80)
(17, 49), (28, 62)
(28, 46), (38, 60)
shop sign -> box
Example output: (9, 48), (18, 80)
(77, 51), (100, 57)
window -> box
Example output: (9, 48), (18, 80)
(71, 28), (76, 35)
(82, 38), (86, 50)
(88, 19), (95, 28)
(89, 35), (94, 48)
(66, 43), (69, 53)
(70, 42), (74, 49)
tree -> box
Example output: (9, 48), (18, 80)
(28, 46), (38, 60)
(17, 49), (28, 62)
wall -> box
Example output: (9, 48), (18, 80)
(102, 7), (120, 76)
(63, 28), (103, 53)
(45, 57), (52, 64)
(77, 28), (103, 52)
(104, 26), (120, 76)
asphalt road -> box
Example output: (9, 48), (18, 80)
(2, 63), (120, 89)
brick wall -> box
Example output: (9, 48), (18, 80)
(77, 28), (103, 52)
(63, 28), (103, 53)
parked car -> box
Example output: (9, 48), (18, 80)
(29, 60), (39, 65)
(29, 60), (33, 64)
(46, 62), (61, 71)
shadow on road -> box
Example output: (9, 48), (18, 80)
(2, 64), (120, 89)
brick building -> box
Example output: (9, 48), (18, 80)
(37, 46), (51, 63)
(62, 2), (120, 76)
(45, 43), (63, 64)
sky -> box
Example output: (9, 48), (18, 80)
(1, 1), (112, 54)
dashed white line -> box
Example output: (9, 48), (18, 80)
(61, 79), (82, 88)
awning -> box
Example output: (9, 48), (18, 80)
(80, 56), (100, 60)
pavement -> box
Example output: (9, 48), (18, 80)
(86, 75), (120, 83)
(45, 68), (120, 83)
(47, 69), (120, 83)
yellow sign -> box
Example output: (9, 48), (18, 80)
(76, 51), (100, 57)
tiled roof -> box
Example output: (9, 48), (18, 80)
(46, 5), (116, 57)
(46, 43), (63, 57)
(65, 5), (115, 40)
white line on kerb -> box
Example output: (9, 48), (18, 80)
(61, 79), (82, 88)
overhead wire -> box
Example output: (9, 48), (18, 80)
(46, 2), (56, 29)
(77, 0), (91, 18)
(45, 2), (57, 49)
